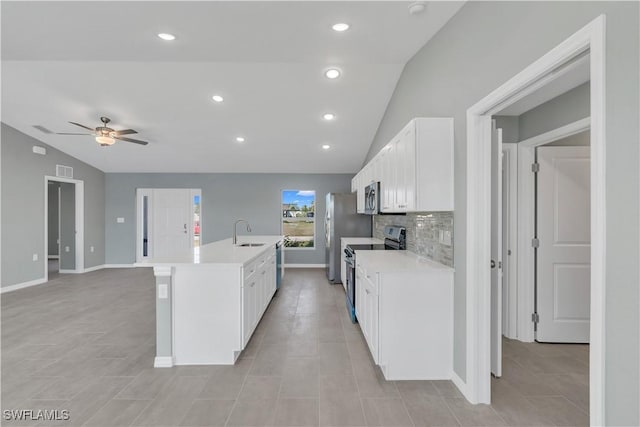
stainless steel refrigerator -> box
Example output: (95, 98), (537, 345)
(325, 193), (371, 283)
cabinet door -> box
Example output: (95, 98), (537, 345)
(355, 266), (366, 336)
(243, 281), (256, 345)
(394, 126), (416, 212)
(365, 278), (379, 363)
(356, 174), (364, 213)
(380, 143), (396, 212)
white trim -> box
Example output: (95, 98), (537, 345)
(153, 356), (174, 368)
(83, 264), (105, 273)
(59, 269), (76, 274)
(464, 16), (605, 426)
(104, 264), (137, 269)
(48, 255), (60, 260)
(502, 143), (518, 340)
(284, 264), (326, 268)
(44, 176), (84, 280)
(451, 370), (471, 402)
(1, 277), (47, 293)
(516, 146), (536, 343)
(519, 117), (590, 147)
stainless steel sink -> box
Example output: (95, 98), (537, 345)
(237, 243), (265, 247)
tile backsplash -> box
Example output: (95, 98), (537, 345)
(373, 212), (454, 267)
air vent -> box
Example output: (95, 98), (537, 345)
(56, 165), (73, 179)
(33, 125), (53, 134)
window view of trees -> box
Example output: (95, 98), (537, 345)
(282, 190), (315, 248)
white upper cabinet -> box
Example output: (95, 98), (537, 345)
(359, 118), (453, 213)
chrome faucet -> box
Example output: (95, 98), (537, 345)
(233, 219), (252, 245)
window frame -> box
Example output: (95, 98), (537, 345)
(281, 189), (316, 250)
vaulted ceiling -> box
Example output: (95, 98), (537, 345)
(2, 1), (464, 173)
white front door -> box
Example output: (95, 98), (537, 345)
(536, 146), (591, 343)
(490, 123), (503, 377)
(152, 189), (193, 258)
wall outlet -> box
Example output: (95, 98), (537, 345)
(65, 246), (70, 252)
(158, 284), (168, 299)
(32, 253), (38, 261)
(439, 230), (452, 246)
(90, 246), (94, 253)
(116, 217), (125, 223)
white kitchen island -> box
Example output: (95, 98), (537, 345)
(138, 235), (283, 367)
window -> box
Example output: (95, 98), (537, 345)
(282, 190), (315, 248)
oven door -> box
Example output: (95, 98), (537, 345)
(345, 253), (357, 323)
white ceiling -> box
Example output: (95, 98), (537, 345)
(1, 1), (465, 173)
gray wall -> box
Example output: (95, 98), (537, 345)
(105, 173), (353, 265)
(518, 82), (590, 141)
(47, 182), (59, 256)
(59, 182), (75, 270)
(364, 2), (639, 424)
(1, 123), (106, 287)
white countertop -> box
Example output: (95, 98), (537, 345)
(136, 235), (283, 267)
(355, 250), (454, 273)
(341, 237), (383, 246)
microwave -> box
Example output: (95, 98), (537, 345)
(364, 182), (379, 215)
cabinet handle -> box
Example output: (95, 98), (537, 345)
(262, 271), (266, 275)
(365, 289), (371, 294)
(250, 282), (255, 287)
(398, 204), (406, 208)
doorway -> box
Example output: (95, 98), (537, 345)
(463, 15), (605, 425)
(44, 176), (84, 280)
(136, 188), (202, 262)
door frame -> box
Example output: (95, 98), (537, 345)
(516, 117), (591, 343)
(501, 142), (518, 340)
(44, 176), (84, 279)
(463, 14), (605, 426)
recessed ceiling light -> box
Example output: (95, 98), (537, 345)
(212, 95), (224, 103)
(323, 113), (335, 121)
(322, 144), (331, 150)
(157, 33), (176, 41)
(332, 23), (350, 32)
(325, 68), (341, 79)
(236, 137), (245, 143)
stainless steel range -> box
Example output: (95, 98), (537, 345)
(344, 225), (406, 323)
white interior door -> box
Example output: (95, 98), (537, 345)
(491, 124), (503, 377)
(536, 146), (590, 343)
(152, 189), (192, 258)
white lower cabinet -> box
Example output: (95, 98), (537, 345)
(356, 257), (453, 380)
(242, 248), (277, 348)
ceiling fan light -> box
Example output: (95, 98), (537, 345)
(96, 136), (115, 146)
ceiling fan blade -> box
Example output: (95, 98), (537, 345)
(56, 132), (91, 135)
(112, 129), (138, 136)
(69, 121), (96, 131)
(115, 136), (149, 145)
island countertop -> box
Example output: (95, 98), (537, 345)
(136, 235), (284, 267)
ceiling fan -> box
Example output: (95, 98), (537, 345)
(57, 116), (149, 146)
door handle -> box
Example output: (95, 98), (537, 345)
(184, 223), (188, 234)
(490, 260), (496, 269)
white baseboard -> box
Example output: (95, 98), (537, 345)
(154, 356), (174, 368)
(104, 264), (136, 268)
(59, 269), (80, 274)
(451, 370), (472, 403)
(285, 264), (327, 268)
(48, 255), (59, 260)
(1, 277), (47, 293)
(83, 264), (105, 273)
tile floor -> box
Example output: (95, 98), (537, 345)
(1, 267), (589, 426)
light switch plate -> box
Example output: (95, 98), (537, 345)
(32, 253), (38, 261)
(65, 246), (70, 252)
(116, 217), (125, 223)
(90, 246), (94, 253)
(158, 284), (168, 299)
